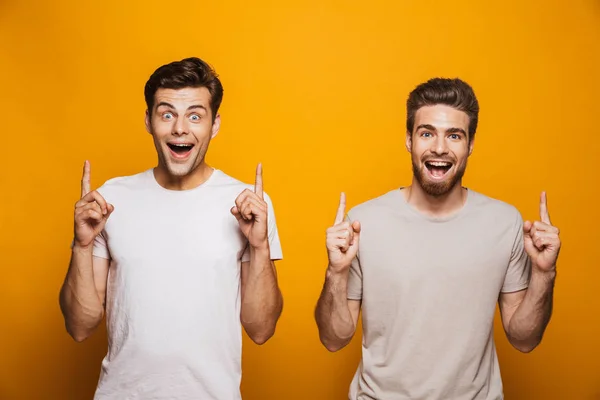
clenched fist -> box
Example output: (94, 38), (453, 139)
(73, 161), (114, 249)
(523, 192), (561, 273)
(231, 163), (269, 251)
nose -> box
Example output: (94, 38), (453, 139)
(430, 135), (449, 156)
(172, 117), (188, 136)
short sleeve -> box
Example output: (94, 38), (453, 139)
(501, 212), (531, 293)
(92, 232), (111, 260)
(69, 232), (111, 259)
(242, 192), (283, 262)
(347, 254), (363, 300)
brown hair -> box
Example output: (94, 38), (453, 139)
(144, 57), (224, 121)
(406, 78), (479, 141)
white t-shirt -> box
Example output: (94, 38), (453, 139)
(90, 168), (282, 400)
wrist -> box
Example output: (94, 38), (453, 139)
(531, 265), (557, 282)
(72, 241), (94, 254)
(326, 264), (350, 279)
(250, 242), (270, 256)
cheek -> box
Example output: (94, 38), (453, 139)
(151, 120), (174, 138)
(192, 123), (216, 141)
(450, 143), (469, 160)
(411, 142), (428, 161)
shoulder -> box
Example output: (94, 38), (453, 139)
(468, 190), (523, 225)
(347, 189), (402, 219)
(211, 169), (276, 204)
(96, 170), (151, 197)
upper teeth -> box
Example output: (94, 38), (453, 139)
(428, 161), (450, 166)
(173, 144), (190, 147)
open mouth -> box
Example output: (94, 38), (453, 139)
(167, 143), (195, 158)
(424, 160), (452, 179)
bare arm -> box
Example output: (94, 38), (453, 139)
(59, 251), (109, 342)
(500, 192), (560, 353)
(240, 255), (283, 344)
(315, 268), (361, 352)
(59, 161), (114, 342)
(499, 269), (555, 353)
(233, 164), (282, 345)
(315, 192), (362, 352)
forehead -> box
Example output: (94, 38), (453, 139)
(154, 87), (212, 110)
(414, 104), (469, 130)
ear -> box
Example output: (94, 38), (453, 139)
(145, 110), (151, 134)
(211, 114), (221, 139)
(405, 130), (412, 153)
(468, 136), (475, 156)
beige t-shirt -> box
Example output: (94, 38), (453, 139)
(347, 188), (530, 400)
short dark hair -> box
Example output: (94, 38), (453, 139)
(406, 78), (479, 141)
(144, 57), (224, 121)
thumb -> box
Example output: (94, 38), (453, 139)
(231, 206), (243, 222)
(522, 221), (537, 255)
(349, 220), (361, 250)
(352, 220), (361, 234)
(523, 220), (533, 234)
(350, 221), (361, 247)
(105, 203), (115, 218)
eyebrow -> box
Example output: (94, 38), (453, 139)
(416, 124), (466, 135)
(155, 102), (208, 112)
(446, 127), (467, 135)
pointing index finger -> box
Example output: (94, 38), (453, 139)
(540, 191), (551, 225)
(334, 192), (346, 225)
(81, 160), (91, 198)
(254, 163), (263, 199)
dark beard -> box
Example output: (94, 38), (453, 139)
(412, 158), (467, 197)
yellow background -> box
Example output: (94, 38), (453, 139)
(1, 0), (599, 398)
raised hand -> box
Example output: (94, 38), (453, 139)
(231, 163), (269, 250)
(326, 193), (361, 273)
(523, 192), (561, 273)
(73, 161), (114, 249)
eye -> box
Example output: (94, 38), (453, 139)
(421, 131), (432, 138)
(189, 114), (201, 121)
(162, 112), (173, 120)
(449, 133), (460, 140)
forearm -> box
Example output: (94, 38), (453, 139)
(315, 267), (356, 352)
(508, 269), (556, 352)
(59, 245), (104, 341)
(240, 246), (282, 344)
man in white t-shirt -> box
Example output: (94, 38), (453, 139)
(315, 78), (561, 399)
(59, 57), (283, 399)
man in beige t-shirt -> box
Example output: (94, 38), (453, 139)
(315, 78), (562, 399)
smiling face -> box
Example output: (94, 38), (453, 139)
(406, 104), (474, 197)
(145, 87), (220, 179)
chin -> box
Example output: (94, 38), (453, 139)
(417, 170), (460, 197)
(167, 164), (195, 177)
(422, 180), (455, 197)
(161, 150), (203, 178)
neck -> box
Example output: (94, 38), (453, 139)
(404, 178), (467, 218)
(153, 162), (214, 191)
